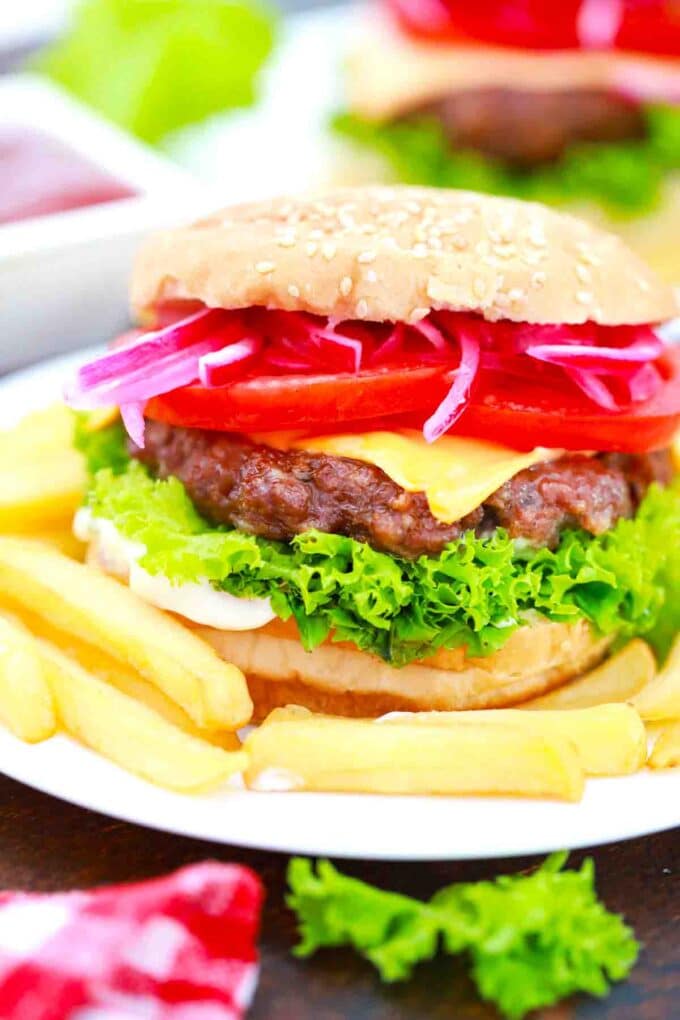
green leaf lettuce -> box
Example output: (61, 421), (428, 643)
(286, 854), (639, 1019)
(333, 104), (680, 217)
(37, 0), (276, 143)
(77, 423), (680, 665)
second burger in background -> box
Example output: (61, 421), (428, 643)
(66, 186), (680, 718)
(335, 1), (679, 280)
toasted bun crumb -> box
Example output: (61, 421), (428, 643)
(132, 186), (676, 327)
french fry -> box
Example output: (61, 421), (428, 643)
(244, 716), (585, 801)
(0, 404), (76, 464)
(632, 634), (680, 721)
(376, 704), (647, 776)
(38, 640), (247, 792)
(1, 605), (241, 751)
(0, 538), (253, 730)
(0, 452), (85, 531)
(523, 639), (655, 710)
(4, 528), (86, 561)
(0, 614), (56, 742)
(648, 720), (680, 769)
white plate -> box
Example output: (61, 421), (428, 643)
(1, 350), (679, 860)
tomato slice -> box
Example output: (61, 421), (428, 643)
(388, 1), (680, 56)
(145, 348), (680, 454)
(452, 348), (680, 452)
(145, 361), (458, 432)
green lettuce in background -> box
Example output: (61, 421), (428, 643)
(76, 420), (680, 666)
(36, 0), (276, 144)
(333, 104), (680, 217)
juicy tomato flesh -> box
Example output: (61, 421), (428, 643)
(387, 1), (680, 56)
(144, 347), (680, 454)
(145, 361), (458, 434)
(451, 347), (680, 452)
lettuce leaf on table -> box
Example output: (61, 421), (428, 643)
(287, 854), (639, 1020)
(37, 0), (276, 144)
(75, 421), (680, 666)
(333, 104), (680, 217)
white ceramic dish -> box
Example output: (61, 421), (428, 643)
(0, 75), (211, 372)
(1, 350), (678, 861)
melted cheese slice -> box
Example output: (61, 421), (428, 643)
(261, 430), (554, 524)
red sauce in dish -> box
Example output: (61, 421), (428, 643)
(387, 1), (680, 56)
(0, 126), (137, 225)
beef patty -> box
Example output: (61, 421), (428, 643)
(133, 422), (673, 560)
(409, 88), (646, 167)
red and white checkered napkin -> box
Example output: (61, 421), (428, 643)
(0, 861), (264, 1020)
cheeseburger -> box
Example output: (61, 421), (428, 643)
(67, 186), (680, 718)
(336, 2), (680, 280)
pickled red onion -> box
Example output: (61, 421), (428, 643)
(525, 332), (664, 371)
(120, 402), (146, 449)
(577, 0), (623, 50)
(424, 328), (480, 441)
(198, 337), (262, 387)
(66, 305), (669, 444)
(564, 368), (620, 411)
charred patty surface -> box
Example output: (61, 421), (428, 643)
(410, 88), (646, 167)
(133, 421), (672, 559)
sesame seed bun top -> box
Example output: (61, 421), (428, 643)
(131, 186), (677, 326)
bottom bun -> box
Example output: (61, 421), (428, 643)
(195, 617), (612, 719)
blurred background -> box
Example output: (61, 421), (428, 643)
(0, 1), (677, 369)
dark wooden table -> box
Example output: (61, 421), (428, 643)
(0, 772), (676, 1019)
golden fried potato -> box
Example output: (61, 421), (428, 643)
(648, 720), (680, 769)
(0, 538), (252, 730)
(245, 715), (585, 801)
(633, 635), (680, 721)
(38, 640), (247, 792)
(2, 605), (241, 751)
(0, 404), (76, 464)
(524, 640), (655, 710)
(0, 453), (85, 532)
(0, 614), (56, 742)
(377, 704), (646, 776)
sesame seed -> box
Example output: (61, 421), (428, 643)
(340, 276), (353, 297)
(638, 278), (651, 292)
(508, 287), (526, 304)
(473, 278), (487, 300)
(577, 244), (600, 267)
(308, 228), (323, 240)
(287, 284), (300, 298)
(322, 242), (337, 261)
(365, 269), (378, 284)
(276, 232), (296, 248)
(576, 264), (591, 283)
(305, 242), (318, 257)
(576, 290), (593, 305)
(527, 227), (547, 248)
(255, 260), (275, 274)
(412, 243), (429, 259)
(355, 299), (369, 318)
(358, 250), (377, 264)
